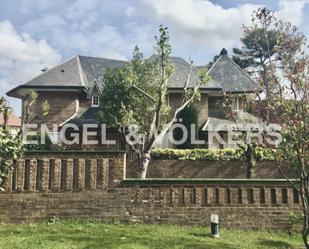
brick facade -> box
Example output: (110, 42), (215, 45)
(26, 91), (78, 125)
(0, 152), (300, 230)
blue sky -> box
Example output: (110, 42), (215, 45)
(0, 0), (308, 115)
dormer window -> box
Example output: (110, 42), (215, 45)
(92, 96), (99, 107)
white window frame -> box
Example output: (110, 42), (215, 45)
(92, 95), (99, 107)
(233, 97), (244, 111)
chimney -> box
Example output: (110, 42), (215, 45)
(220, 48), (228, 56)
(41, 67), (48, 72)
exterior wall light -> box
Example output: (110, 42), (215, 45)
(210, 214), (219, 238)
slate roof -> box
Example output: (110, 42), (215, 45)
(8, 53), (259, 97)
(20, 55), (221, 90)
(202, 111), (262, 131)
(69, 107), (102, 126)
(24, 55), (126, 87)
(207, 55), (259, 93)
(78, 56), (127, 87)
(168, 57), (221, 89)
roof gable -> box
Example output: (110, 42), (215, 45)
(208, 55), (259, 92)
(86, 80), (103, 98)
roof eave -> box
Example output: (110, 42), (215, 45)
(168, 87), (222, 92)
(7, 85), (85, 99)
(223, 89), (263, 94)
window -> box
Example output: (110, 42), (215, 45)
(92, 96), (99, 107)
(232, 97), (245, 110)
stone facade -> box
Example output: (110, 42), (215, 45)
(0, 152), (301, 230)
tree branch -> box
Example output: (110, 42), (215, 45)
(131, 85), (156, 102)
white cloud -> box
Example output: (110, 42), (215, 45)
(0, 20), (62, 113)
(66, 0), (101, 19)
(138, 0), (308, 51)
(125, 6), (136, 17)
(100, 49), (128, 61)
(0, 0), (307, 113)
(276, 0), (309, 26)
(138, 0), (262, 50)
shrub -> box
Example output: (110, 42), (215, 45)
(23, 133), (52, 151)
(151, 148), (274, 161)
(289, 212), (303, 232)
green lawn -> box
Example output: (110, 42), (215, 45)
(0, 220), (304, 249)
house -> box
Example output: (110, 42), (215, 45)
(0, 112), (21, 136)
(7, 49), (260, 149)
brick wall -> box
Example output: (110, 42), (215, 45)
(126, 160), (296, 179)
(0, 151), (301, 230)
(26, 92), (78, 125)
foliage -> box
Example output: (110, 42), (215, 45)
(232, 7), (308, 248)
(232, 29), (280, 69)
(231, 7), (305, 107)
(0, 97), (23, 191)
(0, 90), (47, 190)
(0, 220), (303, 249)
(42, 100), (50, 117)
(22, 90), (38, 124)
(99, 46), (159, 130)
(23, 133), (52, 151)
(151, 147), (274, 161)
(47, 216), (60, 225)
(99, 25), (208, 178)
(289, 212), (304, 232)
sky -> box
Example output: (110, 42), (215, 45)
(0, 0), (308, 115)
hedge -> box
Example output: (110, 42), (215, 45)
(151, 147), (275, 161)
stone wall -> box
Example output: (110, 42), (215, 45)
(0, 151), (301, 230)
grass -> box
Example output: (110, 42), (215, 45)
(0, 220), (304, 249)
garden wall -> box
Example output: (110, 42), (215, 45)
(0, 151), (301, 230)
(126, 160), (295, 179)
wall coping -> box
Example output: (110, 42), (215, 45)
(24, 150), (126, 154)
(123, 178), (298, 187)
(24, 150), (126, 158)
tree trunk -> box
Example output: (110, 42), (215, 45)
(301, 186), (309, 249)
(302, 225), (309, 249)
(301, 208), (309, 249)
(246, 158), (256, 179)
(139, 152), (151, 179)
(245, 145), (256, 179)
